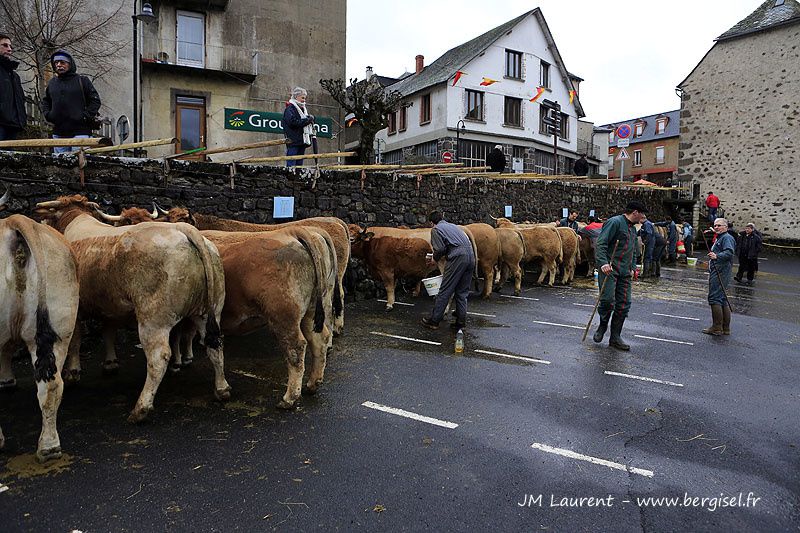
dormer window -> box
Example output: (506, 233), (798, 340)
(608, 130), (615, 143)
(634, 121), (645, 137)
(655, 117), (668, 134)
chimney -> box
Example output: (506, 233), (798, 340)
(415, 55), (424, 74)
(365, 66), (374, 80)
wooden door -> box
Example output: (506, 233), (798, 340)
(175, 95), (206, 159)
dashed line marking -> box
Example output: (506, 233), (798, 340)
(474, 349), (551, 365)
(362, 401), (458, 429)
(652, 312), (700, 321)
(500, 294), (540, 301)
(377, 299), (415, 307)
(467, 311), (496, 318)
(532, 320), (584, 330)
(0, 484), (8, 494)
(531, 442), (654, 478)
(370, 331), (441, 346)
(572, 303), (594, 308)
(634, 334), (694, 346)
(604, 370), (684, 388)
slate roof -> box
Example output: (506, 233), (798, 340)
(599, 110), (680, 145)
(717, 0), (800, 41)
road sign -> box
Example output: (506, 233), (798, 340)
(442, 151), (453, 163)
(616, 148), (630, 161)
(616, 138), (630, 148)
(616, 123), (632, 139)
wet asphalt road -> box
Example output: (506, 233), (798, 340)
(0, 254), (798, 532)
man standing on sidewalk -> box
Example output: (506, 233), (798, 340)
(0, 34), (26, 141)
(593, 201), (648, 350)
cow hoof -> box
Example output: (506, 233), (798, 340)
(62, 369), (81, 386)
(0, 378), (17, 391)
(276, 399), (297, 410)
(214, 386), (232, 402)
(384, 305), (394, 312)
(36, 446), (62, 463)
(127, 407), (151, 424)
(101, 360), (119, 376)
(181, 356), (194, 367)
(168, 363), (181, 375)
(514, 290), (521, 296)
(302, 381), (322, 396)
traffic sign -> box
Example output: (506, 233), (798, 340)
(616, 123), (632, 139)
(442, 151), (453, 163)
(616, 148), (630, 160)
(616, 138), (630, 148)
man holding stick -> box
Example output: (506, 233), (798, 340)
(703, 218), (736, 335)
(592, 201), (648, 350)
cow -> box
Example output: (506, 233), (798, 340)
(493, 218), (562, 286)
(576, 229), (597, 277)
(349, 225), (437, 310)
(494, 227), (526, 295)
(33, 196), (230, 423)
(200, 227), (336, 407)
(150, 207), (347, 337)
(463, 223), (501, 298)
(555, 226), (580, 284)
(1, 197), (80, 461)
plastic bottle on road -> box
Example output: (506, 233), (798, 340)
(455, 329), (464, 354)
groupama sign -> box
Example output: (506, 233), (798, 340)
(224, 108), (333, 138)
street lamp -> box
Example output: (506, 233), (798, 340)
(456, 119), (465, 162)
(132, 1), (155, 152)
(374, 138), (386, 164)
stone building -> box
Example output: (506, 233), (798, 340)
(677, 0), (800, 242)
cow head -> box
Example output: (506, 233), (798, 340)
(491, 216), (515, 228)
(117, 206), (159, 226)
(348, 224), (373, 258)
(153, 201), (196, 225)
(33, 195), (109, 231)
(0, 186), (9, 212)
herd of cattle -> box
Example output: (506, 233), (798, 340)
(2, 191), (653, 463)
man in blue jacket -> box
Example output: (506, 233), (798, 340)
(704, 218), (736, 335)
(654, 216), (677, 264)
(282, 87), (315, 167)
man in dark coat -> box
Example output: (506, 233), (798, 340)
(486, 145), (506, 172)
(734, 223), (762, 285)
(0, 34), (27, 141)
(703, 218), (736, 336)
(654, 216), (677, 264)
(41, 50), (101, 153)
(573, 154), (589, 176)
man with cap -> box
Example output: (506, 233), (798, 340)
(486, 145), (506, 172)
(592, 201), (648, 350)
(41, 50), (101, 153)
(734, 223), (762, 286)
(0, 33), (27, 141)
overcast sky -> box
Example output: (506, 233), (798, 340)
(346, 0), (761, 125)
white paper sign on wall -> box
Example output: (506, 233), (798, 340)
(562, 208), (569, 218)
(512, 158), (524, 174)
(505, 205), (513, 217)
(273, 196), (295, 219)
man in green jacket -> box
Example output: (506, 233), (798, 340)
(593, 201), (648, 350)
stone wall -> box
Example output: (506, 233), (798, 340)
(678, 24), (800, 244)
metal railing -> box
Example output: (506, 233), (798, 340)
(141, 38), (259, 76)
(577, 139), (605, 160)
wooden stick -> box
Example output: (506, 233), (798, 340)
(239, 151), (355, 163)
(0, 137), (112, 148)
(163, 147), (207, 160)
(203, 138), (288, 156)
(582, 240), (620, 342)
(85, 137), (177, 154)
(318, 162), (466, 171)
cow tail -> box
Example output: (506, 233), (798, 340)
(554, 228), (564, 263)
(516, 229), (526, 260)
(9, 217), (60, 382)
(176, 223), (223, 349)
(296, 229), (328, 333)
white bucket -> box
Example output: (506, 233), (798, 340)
(687, 257), (698, 267)
(422, 275), (443, 296)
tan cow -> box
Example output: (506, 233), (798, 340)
(0, 208), (79, 462)
(555, 227), (580, 285)
(201, 227), (336, 408)
(33, 196), (230, 423)
(464, 223), (501, 298)
(494, 227), (526, 295)
(493, 218), (562, 286)
(349, 225), (437, 310)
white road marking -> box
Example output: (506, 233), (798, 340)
(500, 294), (540, 301)
(532, 320), (584, 330)
(231, 370), (269, 382)
(362, 401), (458, 429)
(604, 370), (684, 388)
(634, 334), (694, 346)
(0, 484), (8, 494)
(652, 312), (700, 321)
(377, 299), (415, 307)
(474, 349), (551, 365)
(572, 303), (594, 308)
(370, 331), (441, 346)
(531, 442), (654, 478)
(467, 311), (496, 318)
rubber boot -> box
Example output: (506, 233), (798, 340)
(702, 305), (724, 335)
(641, 261), (650, 279)
(608, 315), (630, 351)
(654, 261), (661, 277)
(722, 305), (731, 335)
(593, 314), (610, 343)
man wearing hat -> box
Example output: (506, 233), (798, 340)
(734, 223), (762, 286)
(486, 144), (506, 172)
(41, 50), (101, 153)
(592, 201), (648, 350)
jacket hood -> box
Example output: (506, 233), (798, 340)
(0, 54), (20, 71)
(50, 50), (77, 74)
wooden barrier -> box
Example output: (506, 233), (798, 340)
(85, 137), (177, 154)
(0, 137), (112, 148)
(239, 151), (355, 163)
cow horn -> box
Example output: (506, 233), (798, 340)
(94, 208), (122, 222)
(150, 206), (159, 219)
(488, 214), (498, 220)
(0, 187), (9, 207)
(153, 201), (169, 217)
(36, 200), (63, 208)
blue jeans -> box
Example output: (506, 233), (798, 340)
(53, 134), (90, 154)
(0, 125), (20, 142)
(286, 145), (306, 167)
(708, 207), (718, 225)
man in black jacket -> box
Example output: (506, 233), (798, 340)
(734, 223), (762, 285)
(41, 50), (101, 153)
(573, 154), (589, 176)
(486, 145), (506, 172)
(0, 34), (27, 141)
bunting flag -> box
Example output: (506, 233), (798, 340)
(346, 117), (358, 127)
(479, 77), (499, 86)
(569, 90), (576, 105)
(452, 71), (465, 87)
(529, 86), (545, 103)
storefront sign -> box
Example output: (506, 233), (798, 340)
(224, 108), (333, 138)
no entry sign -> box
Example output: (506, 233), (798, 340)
(616, 124), (632, 139)
(442, 151), (453, 163)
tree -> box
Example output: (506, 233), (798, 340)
(0, 0), (125, 104)
(320, 77), (403, 164)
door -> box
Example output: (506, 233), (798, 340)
(175, 95), (206, 159)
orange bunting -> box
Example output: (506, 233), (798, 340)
(479, 77), (498, 86)
(346, 117), (358, 127)
(529, 87), (545, 103)
(569, 90), (576, 105)
(452, 71), (465, 86)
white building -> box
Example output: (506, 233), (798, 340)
(375, 9), (600, 175)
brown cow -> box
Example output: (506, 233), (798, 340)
(349, 225), (437, 310)
(464, 223), (501, 298)
(33, 196), (230, 423)
(494, 227), (526, 295)
(556, 226), (580, 285)
(494, 218), (562, 286)
(0, 209), (80, 462)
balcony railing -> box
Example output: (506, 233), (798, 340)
(141, 37), (259, 77)
(577, 139), (605, 160)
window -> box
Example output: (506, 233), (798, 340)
(383, 149), (403, 165)
(655, 118), (667, 134)
(398, 106), (407, 132)
(608, 154), (615, 169)
(655, 146), (665, 164)
(539, 60), (550, 88)
(505, 50), (523, 79)
(608, 130), (615, 143)
(465, 90), (484, 121)
(634, 121), (645, 137)
(415, 141), (438, 161)
(387, 112), (396, 134)
(460, 140), (491, 168)
(634, 149), (642, 166)
(420, 94), (431, 124)
(512, 146), (526, 159)
(559, 113), (569, 140)
(534, 149), (555, 175)
(504, 97), (522, 127)
(177, 11), (205, 68)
